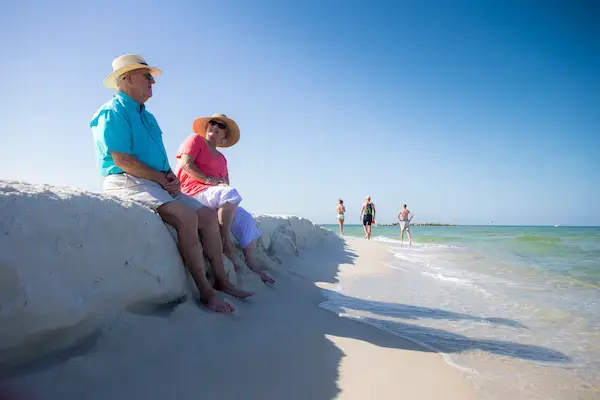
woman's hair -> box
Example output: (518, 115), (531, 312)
(339, 199), (343, 204)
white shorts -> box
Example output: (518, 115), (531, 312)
(400, 221), (411, 233)
(103, 174), (204, 211)
(193, 187), (259, 249)
(193, 186), (242, 209)
(231, 206), (262, 249)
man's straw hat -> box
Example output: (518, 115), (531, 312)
(192, 113), (240, 148)
(103, 54), (161, 90)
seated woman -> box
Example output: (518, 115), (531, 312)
(175, 113), (275, 284)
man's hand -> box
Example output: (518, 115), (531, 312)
(165, 172), (181, 196)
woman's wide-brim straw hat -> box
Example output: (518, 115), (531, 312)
(103, 54), (161, 90)
(192, 113), (240, 148)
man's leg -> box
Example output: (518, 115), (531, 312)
(196, 207), (255, 298)
(157, 201), (234, 313)
(400, 229), (405, 247)
(243, 241), (276, 284)
(407, 230), (412, 247)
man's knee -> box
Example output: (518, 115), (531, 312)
(197, 206), (217, 222)
(158, 201), (198, 229)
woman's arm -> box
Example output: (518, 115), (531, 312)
(179, 154), (224, 185)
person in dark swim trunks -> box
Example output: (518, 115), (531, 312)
(360, 196), (376, 240)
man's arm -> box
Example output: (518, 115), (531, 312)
(179, 154), (225, 185)
(93, 109), (169, 187)
(111, 152), (169, 187)
(372, 204), (376, 219)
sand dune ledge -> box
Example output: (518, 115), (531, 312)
(0, 180), (476, 399)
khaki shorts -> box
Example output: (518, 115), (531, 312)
(103, 173), (204, 211)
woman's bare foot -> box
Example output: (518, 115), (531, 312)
(224, 250), (243, 271)
(256, 270), (276, 284)
(215, 280), (255, 299)
(223, 286), (255, 298)
(202, 293), (235, 313)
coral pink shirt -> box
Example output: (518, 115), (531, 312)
(175, 134), (229, 196)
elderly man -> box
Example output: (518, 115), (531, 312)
(90, 54), (254, 313)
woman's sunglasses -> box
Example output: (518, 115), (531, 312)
(209, 120), (227, 130)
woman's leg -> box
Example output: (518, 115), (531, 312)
(197, 186), (244, 269)
(340, 219), (344, 235)
(243, 241), (276, 284)
(217, 201), (238, 263)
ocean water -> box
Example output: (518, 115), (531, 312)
(320, 224), (600, 399)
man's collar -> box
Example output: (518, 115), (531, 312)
(116, 91), (145, 112)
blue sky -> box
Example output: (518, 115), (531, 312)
(0, 0), (598, 225)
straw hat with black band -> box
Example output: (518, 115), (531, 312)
(103, 54), (161, 90)
(192, 113), (240, 148)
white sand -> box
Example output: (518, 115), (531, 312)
(1, 181), (477, 399)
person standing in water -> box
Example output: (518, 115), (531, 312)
(397, 204), (414, 247)
(360, 196), (376, 240)
(336, 199), (346, 235)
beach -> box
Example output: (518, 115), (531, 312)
(3, 238), (477, 400)
(2, 181), (598, 399)
(1, 181), (476, 400)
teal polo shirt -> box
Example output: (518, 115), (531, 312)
(90, 91), (170, 176)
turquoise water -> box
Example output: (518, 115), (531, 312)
(326, 224), (600, 287)
(320, 224), (600, 398)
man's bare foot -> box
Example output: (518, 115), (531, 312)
(203, 294), (235, 313)
(256, 270), (276, 284)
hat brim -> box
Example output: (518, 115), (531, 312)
(192, 116), (240, 148)
(103, 64), (162, 90)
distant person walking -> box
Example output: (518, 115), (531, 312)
(337, 199), (346, 235)
(360, 196), (376, 240)
(397, 204), (414, 247)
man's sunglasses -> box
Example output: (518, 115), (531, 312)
(209, 120), (227, 130)
(141, 72), (155, 82)
(129, 70), (154, 82)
